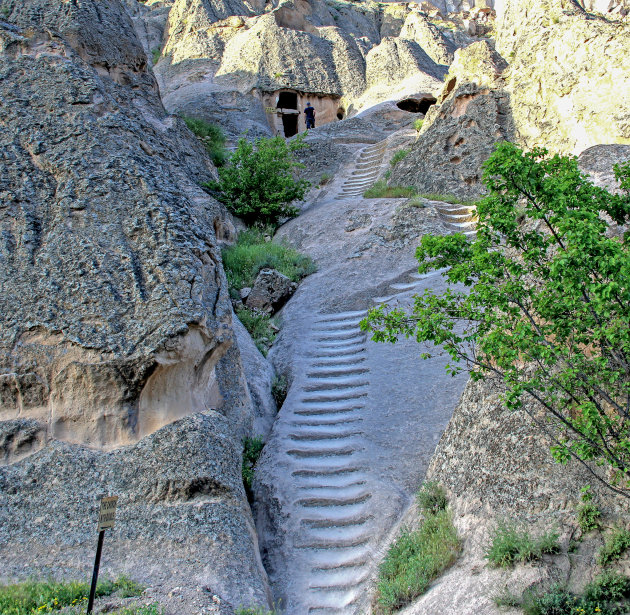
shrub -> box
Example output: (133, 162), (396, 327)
(520, 573), (630, 615)
(221, 227), (316, 292)
(271, 375), (288, 408)
(151, 48), (161, 64)
(577, 485), (601, 533)
(362, 142), (630, 498)
(182, 115), (228, 167)
(485, 522), (559, 568)
(416, 481), (447, 515)
(318, 172), (332, 186)
(598, 526), (630, 566)
(390, 148), (409, 167)
(375, 509), (460, 613)
(363, 180), (417, 198)
(206, 135), (310, 227)
(414, 118), (424, 132)
(242, 436), (265, 499)
(0, 577), (142, 615)
(236, 308), (277, 356)
(584, 570), (630, 602)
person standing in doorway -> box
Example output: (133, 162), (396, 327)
(304, 102), (316, 130)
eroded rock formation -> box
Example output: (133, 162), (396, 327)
(0, 2), (273, 611)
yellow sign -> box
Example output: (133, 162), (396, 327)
(97, 496), (118, 531)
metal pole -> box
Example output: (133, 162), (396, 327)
(87, 530), (105, 614)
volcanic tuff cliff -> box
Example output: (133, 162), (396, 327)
(1, 0), (629, 612)
(0, 1), (274, 610)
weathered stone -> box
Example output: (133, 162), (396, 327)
(245, 269), (298, 313)
(0, 5), (270, 611)
(0, 412), (271, 613)
(495, 0), (630, 154)
(399, 12), (457, 66)
(390, 83), (514, 199)
(578, 144), (630, 190)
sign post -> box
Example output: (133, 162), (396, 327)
(87, 496), (118, 615)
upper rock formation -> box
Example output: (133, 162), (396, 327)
(142, 0), (465, 138)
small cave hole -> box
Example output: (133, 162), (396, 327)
(336, 108), (345, 120)
(396, 96), (438, 114)
(277, 91), (298, 110)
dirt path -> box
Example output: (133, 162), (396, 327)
(255, 133), (474, 613)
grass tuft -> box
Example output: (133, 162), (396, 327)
(598, 526), (630, 566)
(390, 149), (409, 167)
(485, 522), (560, 568)
(181, 115), (228, 167)
(414, 118), (424, 132)
(271, 375), (288, 408)
(417, 193), (477, 206)
(375, 484), (460, 614)
(236, 307), (277, 356)
(242, 436), (265, 499)
(0, 577), (143, 615)
(363, 180), (417, 199)
(416, 482), (447, 515)
(222, 228), (316, 292)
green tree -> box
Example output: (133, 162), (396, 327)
(362, 142), (630, 497)
(207, 135), (310, 227)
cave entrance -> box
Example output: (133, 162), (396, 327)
(278, 91), (298, 110)
(396, 96), (437, 114)
(281, 113), (299, 137)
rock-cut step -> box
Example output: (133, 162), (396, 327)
(271, 308), (376, 613)
(335, 142), (386, 200)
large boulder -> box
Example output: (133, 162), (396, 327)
(245, 269), (298, 314)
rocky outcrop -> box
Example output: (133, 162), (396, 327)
(0, 3), (272, 611)
(145, 0), (465, 138)
(389, 83), (513, 199)
(398, 377), (628, 615)
(495, 0), (630, 154)
(0, 413), (271, 613)
(245, 269), (298, 314)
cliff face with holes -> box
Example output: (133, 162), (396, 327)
(0, 2), (273, 611)
(131, 0), (484, 138)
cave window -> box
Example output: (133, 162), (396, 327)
(282, 113), (298, 137)
(336, 107), (345, 120)
(277, 91), (298, 110)
(396, 97), (437, 114)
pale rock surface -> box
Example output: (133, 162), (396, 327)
(495, 0), (630, 154)
(0, 412), (271, 614)
(390, 82), (514, 199)
(399, 12), (457, 65)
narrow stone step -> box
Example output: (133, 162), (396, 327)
(296, 474), (367, 489)
(299, 389), (368, 403)
(296, 483), (369, 501)
(309, 348), (366, 359)
(290, 417), (363, 427)
(295, 491), (371, 507)
(314, 339), (365, 351)
(289, 430), (363, 441)
(292, 466), (366, 479)
(314, 310), (366, 322)
(306, 366), (369, 378)
(292, 407), (363, 418)
(313, 330), (364, 341)
(303, 377), (369, 390)
(303, 587), (363, 610)
(295, 533), (370, 550)
(301, 512), (373, 528)
(308, 568), (370, 590)
(286, 444), (361, 458)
